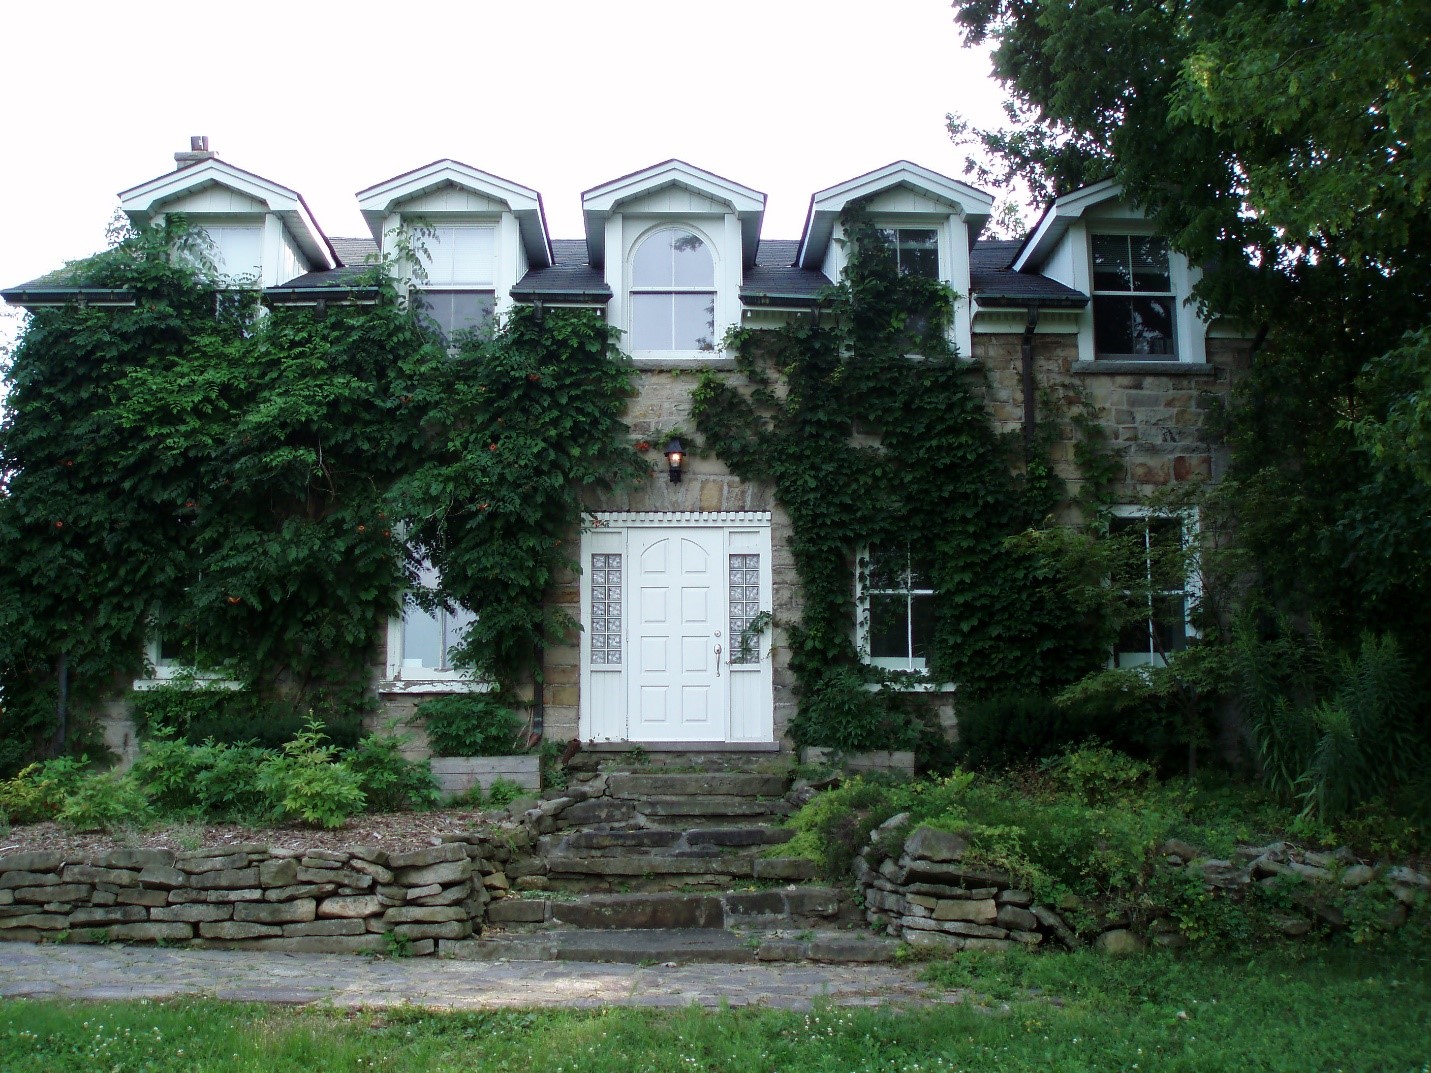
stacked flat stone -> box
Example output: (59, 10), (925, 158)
(857, 821), (1429, 953)
(0, 837), (518, 958)
(856, 822), (1051, 953)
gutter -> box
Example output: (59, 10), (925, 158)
(739, 291), (822, 309)
(509, 289), (611, 306)
(1, 288), (135, 308)
(263, 286), (381, 306)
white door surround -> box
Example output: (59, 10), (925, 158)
(580, 511), (774, 744)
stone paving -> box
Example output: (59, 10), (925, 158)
(0, 942), (951, 1012)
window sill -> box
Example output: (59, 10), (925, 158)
(630, 355), (735, 371)
(378, 677), (492, 696)
(1072, 360), (1216, 377)
(131, 674), (243, 692)
(860, 676), (957, 694)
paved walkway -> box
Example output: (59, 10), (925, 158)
(0, 943), (951, 1011)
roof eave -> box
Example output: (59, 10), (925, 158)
(2, 287), (136, 308)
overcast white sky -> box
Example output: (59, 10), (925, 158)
(0, 0), (1013, 351)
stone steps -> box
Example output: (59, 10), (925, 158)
(440, 927), (900, 965)
(486, 886), (850, 931)
(542, 824), (795, 857)
(537, 853), (817, 891)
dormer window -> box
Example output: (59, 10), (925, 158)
(203, 224), (263, 284)
(1091, 234), (1177, 360)
(630, 228), (716, 353)
(875, 228), (940, 280)
(413, 224), (497, 343)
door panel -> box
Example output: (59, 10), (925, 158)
(630, 528), (726, 741)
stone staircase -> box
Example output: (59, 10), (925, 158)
(447, 766), (898, 965)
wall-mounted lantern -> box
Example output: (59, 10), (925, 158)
(664, 437), (685, 483)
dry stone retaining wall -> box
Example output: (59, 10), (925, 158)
(0, 830), (531, 957)
(858, 819), (1429, 952)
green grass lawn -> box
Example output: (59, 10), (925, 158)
(1, 946), (1426, 1072)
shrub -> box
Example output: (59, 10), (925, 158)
(0, 757), (88, 825)
(952, 692), (1081, 768)
(484, 777), (525, 809)
(256, 720), (366, 828)
(56, 773), (152, 833)
(1042, 745), (1153, 806)
(418, 695), (527, 757)
(789, 668), (922, 752)
(1242, 632), (1424, 820)
(345, 733), (440, 812)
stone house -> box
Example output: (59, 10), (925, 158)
(2, 142), (1248, 759)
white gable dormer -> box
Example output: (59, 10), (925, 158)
(797, 162), (995, 359)
(582, 160), (765, 364)
(356, 160), (551, 335)
(118, 153), (335, 287)
(1014, 180), (1209, 367)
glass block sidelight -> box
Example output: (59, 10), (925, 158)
(728, 553), (762, 665)
(590, 553), (623, 666)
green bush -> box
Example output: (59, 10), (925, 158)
(789, 668), (922, 753)
(1241, 631), (1425, 820)
(951, 692), (1079, 768)
(484, 777), (525, 809)
(55, 773), (152, 833)
(1041, 745), (1153, 805)
(418, 695), (526, 757)
(256, 720), (366, 828)
(345, 733), (440, 812)
(0, 757), (88, 825)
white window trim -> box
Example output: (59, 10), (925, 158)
(1108, 505), (1201, 669)
(380, 576), (490, 696)
(1075, 221), (1207, 365)
(854, 544), (955, 691)
(626, 223), (721, 359)
(132, 636), (242, 692)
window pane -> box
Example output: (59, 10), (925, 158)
(631, 293), (671, 350)
(897, 229), (940, 280)
(910, 593), (936, 661)
(416, 290), (496, 344)
(866, 545), (904, 591)
(868, 593), (910, 658)
(1130, 236), (1171, 292)
(158, 635), (187, 664)
(1094, 295), (1177, 358)
(1092, 235), (1133, 292)
(403, 600), (444, 669)
(633, 229), (713, 287)
(671, 233), (713, 287)
(673, 293), (716, 351)
(1153, 594), (1188, 656)
(442, 605), (476, 670)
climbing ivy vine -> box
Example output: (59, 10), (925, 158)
(0, 219), (642, 773)
(691, 211), (1113, 750)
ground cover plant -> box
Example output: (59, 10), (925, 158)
(0, 943), (1426, 1072)
(782, 745), (1428, 945)
(0, 718), (438, 831)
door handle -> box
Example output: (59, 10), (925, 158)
(714, 643), (721, 676)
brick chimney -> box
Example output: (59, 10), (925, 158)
(174, 135), (218, 170)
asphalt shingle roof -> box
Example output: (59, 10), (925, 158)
(330, 236), (379, 267)
(741, 239), (830, 303)
(969, 239), (1088, 305)
(510, 239), (611, 300)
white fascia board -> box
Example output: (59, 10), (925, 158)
(118, 159), (336, 271)
(1011, 179), (1124, 273)
(355, 159), (551, 268)
(581, 160), (766, 269)
(796, 161), (996, 269)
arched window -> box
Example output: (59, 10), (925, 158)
(630, 228), (716, 352)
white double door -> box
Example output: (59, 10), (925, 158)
(581, 514), (772, 743)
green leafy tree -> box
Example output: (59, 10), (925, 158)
(948, 0), (1431, 686)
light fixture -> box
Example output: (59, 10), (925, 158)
(664, 437), (685, 483)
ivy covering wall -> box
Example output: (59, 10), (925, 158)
(691, 213), (1114, 751)
(0, 221), (643, 773)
